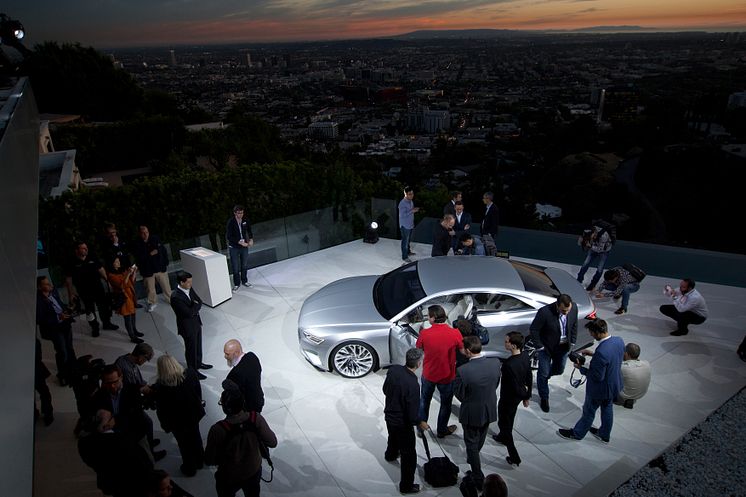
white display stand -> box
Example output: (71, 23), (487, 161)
(179, 247), (232, 307)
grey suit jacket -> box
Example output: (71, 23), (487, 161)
(454, 355), (501, 427)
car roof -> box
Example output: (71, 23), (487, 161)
(416, 256), (524, 295)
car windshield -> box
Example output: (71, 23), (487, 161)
(510, 260), (560, 298)
(373, 262), (426, 319)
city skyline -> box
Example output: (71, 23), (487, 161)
(4, 0), (746, 48)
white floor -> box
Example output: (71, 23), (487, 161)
(34, 239), (746, 497)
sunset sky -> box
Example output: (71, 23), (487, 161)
(4, 0), (746, 48)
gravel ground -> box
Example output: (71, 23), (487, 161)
(610, 386), (746, 497)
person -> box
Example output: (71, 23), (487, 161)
(92, 364), (166, 462)
(493, 332), (532, 467)
(454, 336), (501, 490)
(78, 409), (154, 497)
(34, 338), (54, 426)
(416, 305), (465, 438)
(36, 275), (77, 384)
(398, 186), (420, 263)
(223, 339), (265, 412)
(596, 266), (641, 315)
(171, 271), (213, 378)
(480, 191), (499, 241)
(65, 241), (118, 336)
(115, 342), (154, 393)
(431, 214), (455, 256)
(558, 319), (624, 443)
(444, 191), (462, 216)
(153, 354), (206, 476)
(107, 256), (144, 343)
(452, 201), (473, 249)
(102, 222), (132, 268)
(660, 278), (709, 336)
(133, 225), (172, 312)
(576, 222), (613, 291)
(615, 343), (651, 408)
(455, 233), (486, 256)
(226, 204), (254, 292)
(145, 469), (194, 497)
(205, 388), (278, 497)
(482, 473), (509, 497)
(530, 294), (578, 413)
(454, 318), (474, 367)
(383, 347), (428, 495)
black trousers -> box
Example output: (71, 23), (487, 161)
(181, 327), (203, 370)
(385, 422), (417, 491)
(41, 322), (76, 381)
(80, 290), (113, 330)
(462, 422), (489, 483)
(497, 397), (521, 463)
(215, 468), (261, 497)
(659, 305), (706, 332)
(173, 423), (205, 473)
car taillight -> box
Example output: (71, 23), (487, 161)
(586, 309), (597, 320)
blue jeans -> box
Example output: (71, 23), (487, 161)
(400, 226), (412, 260)
(577, 251), (609, 289)
(537, 348), (569, 400)
(229, 246), (249, 286)
(573, 396), (613, 441)
(418, 378), (455, 436)
(620, 282), (640, 309)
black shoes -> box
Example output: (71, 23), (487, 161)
(103, 322), (119, 331)
(134, 330), (144, 337)
(131, 337), (144, 344)
(540, 398), (550, 413)
(152, 449), (167, 462)
(614, 307), (627, 315)
(623, 399), (635, 409)
(196, 372), (207, 380)
(384, 452), (399, 462)
(589, 427), (610, 443)
(400, 484), (420, 494)
(198, 363), (213, 370)
(670, 329), (689, 336)
(506, 456), (521, 467)
(492, 433), (507, 445)
(437, 425), (458, 438)
(557, 428), (580, 440)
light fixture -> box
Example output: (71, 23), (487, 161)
(363, 221), (379, 244)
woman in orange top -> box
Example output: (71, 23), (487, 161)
(107, 256), (143, 343)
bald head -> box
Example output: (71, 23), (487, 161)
(483, 473), (508, 497)
(223, 339), (244, 367)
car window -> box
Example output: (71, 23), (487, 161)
(373, 262), (426, 320)
(509, 261), (560, 298)
(474, 293), (532, 313)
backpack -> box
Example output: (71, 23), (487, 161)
(220, 412), (274, 482)
(622, 263), (646, 282)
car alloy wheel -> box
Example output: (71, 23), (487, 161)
(332, 342), (376, 378)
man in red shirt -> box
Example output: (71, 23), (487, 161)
(416, 305), (465, 437)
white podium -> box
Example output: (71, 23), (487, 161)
(179, 247), (232, 307)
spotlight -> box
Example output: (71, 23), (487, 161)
(1, 13), (31, 72)
(363, 221), (379, 244)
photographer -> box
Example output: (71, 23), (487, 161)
(595, 266), (641, 315)
(557, 319), (624, 444)
(576, 221), (614, 291)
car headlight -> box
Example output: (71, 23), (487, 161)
(302, 330), (325, 345)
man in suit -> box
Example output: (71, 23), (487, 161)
(558, 319), (624, 443)
(383, 347), (428, 495)
(223, 339), (264, 412)
(431, 214), (455, 256)
(452, 201), (471, 248)
(171, 271), (213, 379)
(493, 332), (532, 466)
(36, 276), (77, 385)
(454, 336), (501, 490)
(226, 204), (254, 292)
(443, 191), (462, 216)
(480, 191), (499, 241)
(530, 294), (578, 413)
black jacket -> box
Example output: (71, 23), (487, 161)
(500, 353), (533, 402)
(431, 223), (452, 256)
(132, 234), (168, 277)
(481, 203), (499, 239)
(226, 216), (253, 248)
(170, 287), (203, 337)
(529, 302), (578, 354)
(154, 368), (205, 433)
(382, 365), (421, 427)
(225, 352), (265, 413)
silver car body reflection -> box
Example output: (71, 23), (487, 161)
(298, 256), (595, 378)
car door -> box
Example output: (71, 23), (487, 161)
(473, 293), (538, 347)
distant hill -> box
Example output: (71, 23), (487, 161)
(392, 26), (664, 40)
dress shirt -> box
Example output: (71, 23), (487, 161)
(672, 288), (709, 318)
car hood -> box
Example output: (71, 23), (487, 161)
(299, 275), (388, 329)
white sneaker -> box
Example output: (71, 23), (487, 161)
(232, 286), (239, 292)
(242, 282), (252, 288)
(147, 303), (157, 312)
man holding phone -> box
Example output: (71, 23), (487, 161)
(660, 278), (708, 336)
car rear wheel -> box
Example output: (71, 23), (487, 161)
(331, 342), (378, 378)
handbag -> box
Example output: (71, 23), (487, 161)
(420, 428), (459, 487)
(106, 280), (126, 310)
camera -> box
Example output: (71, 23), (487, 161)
(568, 350), (585, 366)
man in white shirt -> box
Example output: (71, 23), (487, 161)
(615, 343), (650, 409)
(660, 278), (709, 336)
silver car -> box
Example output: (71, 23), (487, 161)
(298, 256), (596, 378)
